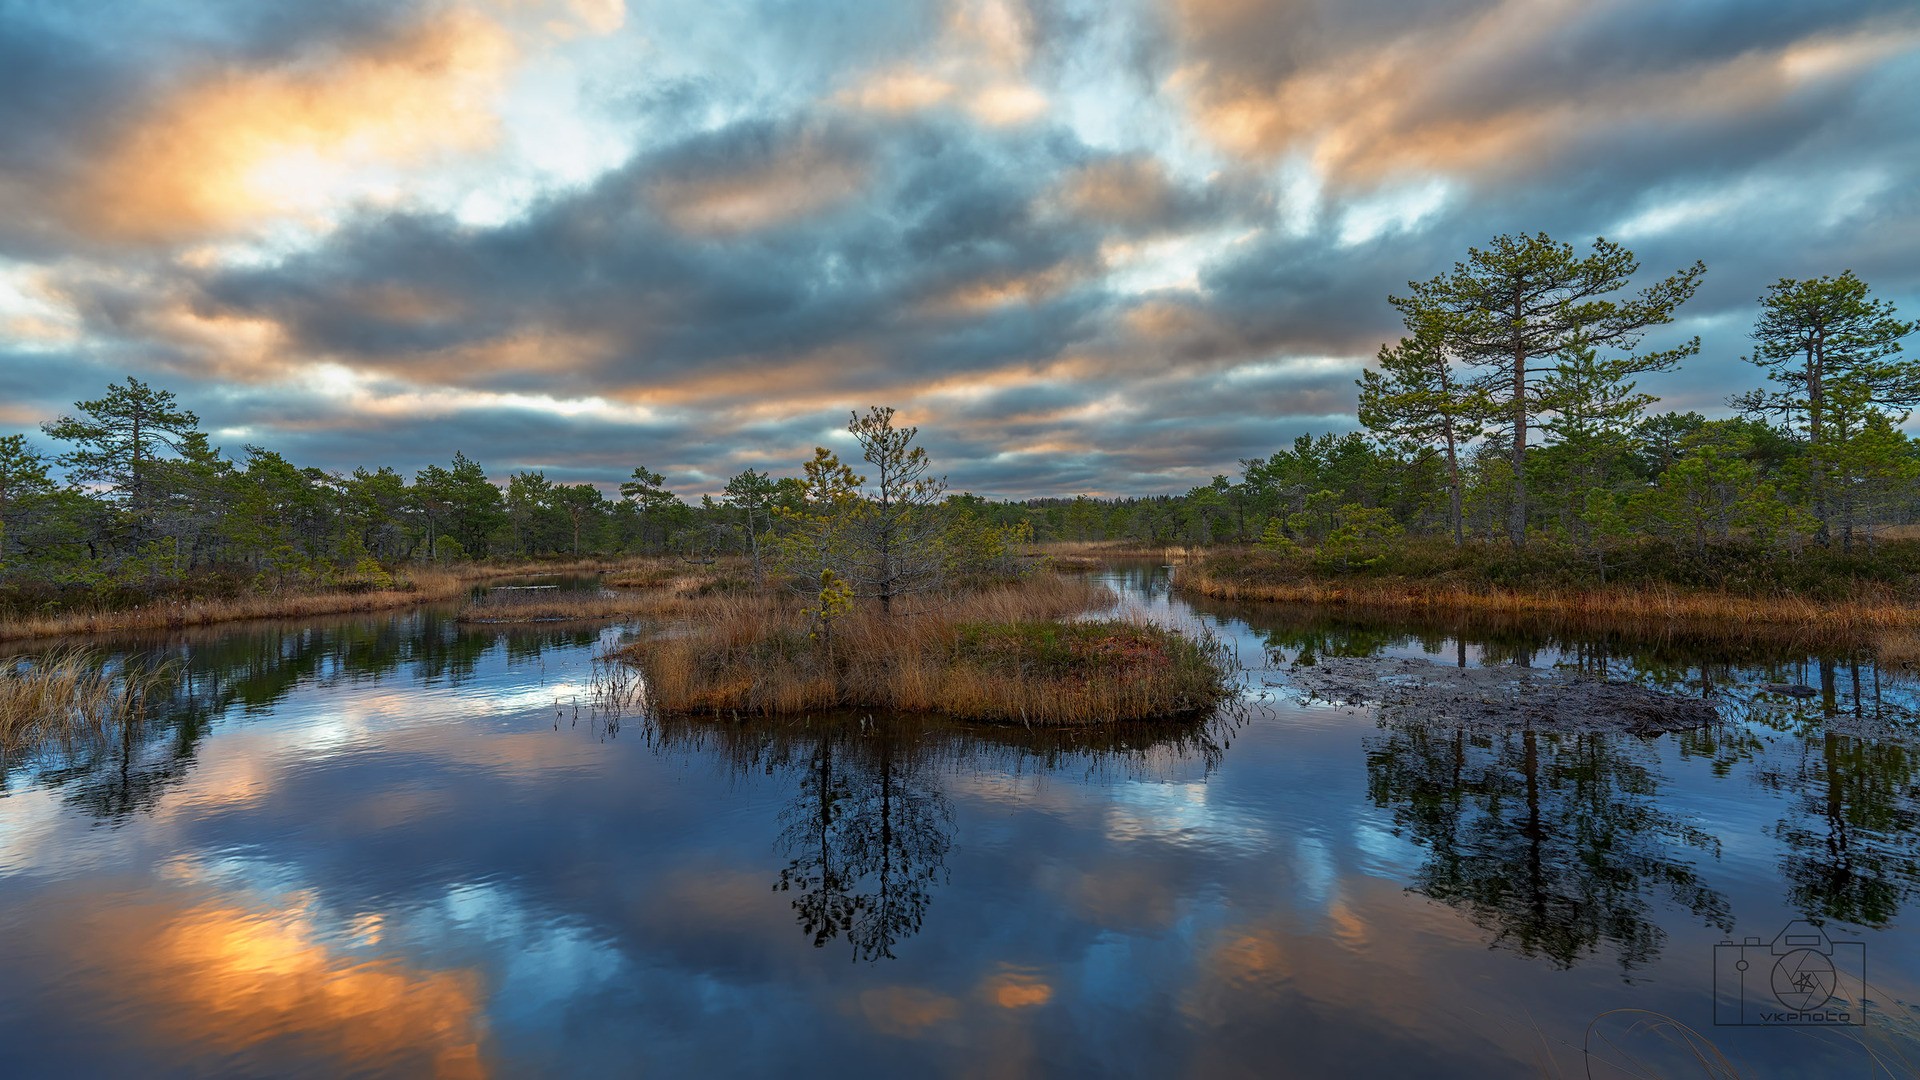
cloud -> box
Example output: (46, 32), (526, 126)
(71, 10), (516, 242)
(647, 128), (871, 235)
(1168, 0), (1920, 188)
(0, 0), (1916, 496)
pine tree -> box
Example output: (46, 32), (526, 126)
(1357, 318), (1489, 545)
(1392, 233), (1704, 546)
(1735, 272), (1917, 550)
(42, 377), (201, 543)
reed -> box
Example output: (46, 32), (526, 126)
(615, 574), (1234, 724)
(0, 648), (170, 755)
(1878, 631), (1920, 672)
(1182, 567), (1917, 629)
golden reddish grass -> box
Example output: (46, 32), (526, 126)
(1034, 541), (1195, 571)
(1177, 562), (1920, 666)
(1878, 630), (1920, 672)
(615, 574), (1233, 724)
(0, 647), (169, 754)
(1177, 565), (1920, 633)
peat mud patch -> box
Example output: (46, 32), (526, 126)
(1284, 656), (1719, 735)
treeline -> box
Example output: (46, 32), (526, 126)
(2, 232), (1915, 611)
(0, 385), (1028, 611)
(1017, 237), (1920, 565)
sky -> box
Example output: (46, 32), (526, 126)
(1, 0), (1917, 499)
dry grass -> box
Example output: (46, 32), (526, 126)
(0, 647), (170, 755)
(603, 557), (751, 588)
(1036, 540), (1195, 571)
(614, 574), (1234, 725)
(1178, 561), (1920, 662)
(0, 556), (668, 643)
(1179, 566), (1918, 630)
(1879, 630), (1920, 672)
(460, 558), (755, 623)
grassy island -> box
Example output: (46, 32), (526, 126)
(610, 572), (1232, 724)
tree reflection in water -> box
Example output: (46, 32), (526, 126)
(776, 727), (954, 961)
(652, 711), (1237, 961)
(1366, 722), (1732, 974)
(1, 611), (599, 820)
(1749, 657), (1920, 926)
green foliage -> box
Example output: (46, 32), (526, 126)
(1737, 271), (1919, 550)
(1389, 232), (1705, 545)
(1626, 423), (1812, 552)
(1321, 503), (1403, 570)
(805, 567), (855, 649)
(940, 503), (1032, 580)
(41, 377), (201, 530)
(1257, 519), (1299, 555)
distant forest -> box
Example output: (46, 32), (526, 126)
(1, 234), (1915, 600)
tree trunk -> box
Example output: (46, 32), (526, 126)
(1444, 425), (1464, 547)
(1808, 334), (1831, 547)
(1509, 330), (1528, 547)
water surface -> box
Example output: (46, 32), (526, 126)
(3, 566), (1918, 1078)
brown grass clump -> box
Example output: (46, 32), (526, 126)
(0, 648), (170, 755)
(614, 574), (1234, 725)
(601, 558), (721, 589)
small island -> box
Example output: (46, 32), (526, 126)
(599, 407), (1233, 724)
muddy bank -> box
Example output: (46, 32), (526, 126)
(1282, 655), (1720, 734)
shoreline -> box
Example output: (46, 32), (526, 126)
(0, 557), (663, 644)
(1174, 561), (1920, 667)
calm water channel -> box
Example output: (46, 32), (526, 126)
(3, 565), (1919, 1078)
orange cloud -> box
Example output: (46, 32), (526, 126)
(855, 986), (963, 1036)
(72, 10), (517, 242)
(980, 965), (1053, 1008)
(1061, 158), (1177, 226)
(1169, 0), (1919, 187)
(834, 70), (958, 113)
(78, 897), (492, 1077)
(918, 260), (1089, 315)
(831, 0), (1047, 126)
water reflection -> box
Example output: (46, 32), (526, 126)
(2, 610), (602, 819)
(3, 569), (1920, 1076)
(1767, 732), (1920, 926)
(646, 712), (1238, 961)
(773, 726), (953, 961)
(1366, 724), (1731, 973)
(136, 896), (487, 1078)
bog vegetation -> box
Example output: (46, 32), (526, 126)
(600, 408), (1233, 723)
(0, 648), (169, 756)
(1, 233), (1915, 631)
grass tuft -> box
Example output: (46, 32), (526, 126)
(0, 648), (171, 755)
